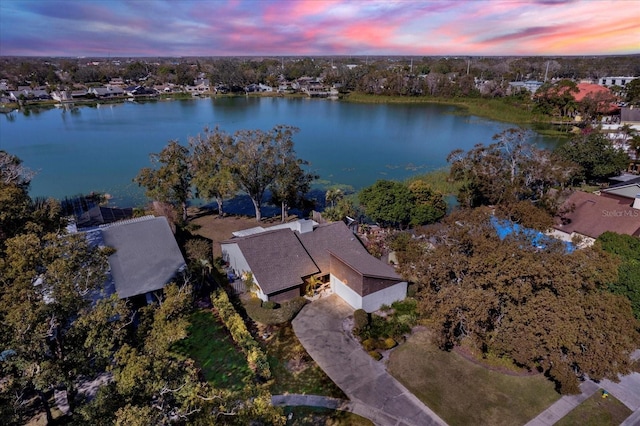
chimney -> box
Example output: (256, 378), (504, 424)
(633, 194), (640, 210)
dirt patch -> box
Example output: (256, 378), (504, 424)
(188, 208), (285, 257)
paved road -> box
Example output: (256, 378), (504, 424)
(292, 295), (447, 426)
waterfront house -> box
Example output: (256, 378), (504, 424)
(221, 220), (407, 312)
(9, 89), (50, 101)
(124, 85), (157, 97)
(88, 86), (125, 99)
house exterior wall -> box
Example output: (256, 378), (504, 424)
(331, 275), (363, 310)
(268, 286), (302, 303)
(221, 242), (267, 301)
(361, 281), (407, 312)
(331, 275), (407, 312)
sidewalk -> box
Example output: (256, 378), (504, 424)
(524, 380), (599, 426)
(525, 369), (640, 426)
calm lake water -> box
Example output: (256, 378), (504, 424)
(0, 97), (561, 209)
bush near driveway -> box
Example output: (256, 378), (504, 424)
(243, 296), (307, 325)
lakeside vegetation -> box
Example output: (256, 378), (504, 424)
(344, 92), (569, 136)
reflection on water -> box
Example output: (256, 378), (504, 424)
(0, 97), (562, 208)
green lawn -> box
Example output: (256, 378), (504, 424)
(555, 390), (632, 426)
(388, 329), (561, 426)
(173, 310), (344, 397)
(264, 324), (346, 398)
(173, 309), (253, 390)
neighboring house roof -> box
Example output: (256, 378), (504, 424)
(77, 205), (133, 229)
(100, 216), (186, 298)
(229, 228), (319, 295)
(602, 178), (640, 200)
(554, 191), (640, 239)
(574, 83), (613, 102)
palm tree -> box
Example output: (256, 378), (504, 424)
(325, 188), (343, 208)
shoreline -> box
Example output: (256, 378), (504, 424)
(1, 91), (568, 137)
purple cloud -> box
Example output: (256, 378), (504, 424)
(0, 0), (637, 56)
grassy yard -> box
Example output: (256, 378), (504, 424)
(388, 328), (561, 426)
(555, 391), (632, 426)
(175, 308), (345, 396)
(173, 309), (253, 390)
(264, 324), (346, 398)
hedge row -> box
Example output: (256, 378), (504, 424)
(243, 297), (308, 325)
(211, 289), (271, 380)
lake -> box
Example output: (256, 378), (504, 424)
(0, 97), (561, 209)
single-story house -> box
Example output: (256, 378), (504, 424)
(89, 216), (186, 303)
(551, 191), (640, 246)
(221, 220), (407, 312)
(88, 86), (125, 98)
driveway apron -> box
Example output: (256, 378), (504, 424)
(292, 295), (447, 426)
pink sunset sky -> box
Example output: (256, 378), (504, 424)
(0, 0), (638, 57)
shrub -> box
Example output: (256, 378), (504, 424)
(382, 337), (397, 350)
(353, 309), (369, 335)
(391, 298), (417, 316)
(368, 350), (383, 361)
(262, 301), (277, 310)
(243, 297), (307, 325)
(362, 338), (377, 352)
(211, 289), (271, 379)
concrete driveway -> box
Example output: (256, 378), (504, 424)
(292, 295), (447, 426)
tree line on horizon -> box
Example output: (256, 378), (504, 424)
(3, 55), (639, 103)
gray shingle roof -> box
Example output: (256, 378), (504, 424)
(101, 216), (186, 298)
(307, 222), (400, 280)
(233, 228), (319, 294)
(296, 222), (368, 273)
(225, 221), (400, 294)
